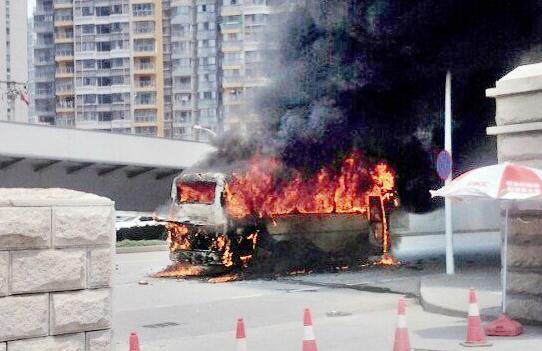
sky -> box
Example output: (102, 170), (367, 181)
(28, 0), (35, 17)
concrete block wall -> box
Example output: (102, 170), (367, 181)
(0, 189), (115, 350)
(487, 62), (542, 323)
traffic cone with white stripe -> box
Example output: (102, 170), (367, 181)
(303, 308), (318, 351)
(393, 297), (411, 351)
(129, 331), (140, 351)
(461, 288), (491, 347)
(236, 318), (247, 351)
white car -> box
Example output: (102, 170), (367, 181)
(116, 211), (166, 241)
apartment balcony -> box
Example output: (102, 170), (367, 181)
(35, 73), (55, 82)
(222, 40), (243, 51)
(54, 15), (73, 27)
(111, 84), (131, 94)
(222, 59), (243, 69)
(221, 5), (243, 16)
(55, 51), (74, 62)
(54, 33), (74, 43)
(133, 32), (155, 39)
(53, 0), (73, 9)
(134, 62), (156, 74)
(34, 22), (54, 33)
(170, 31), (192, 40)
(196, 47), (216, 57)
(132, 10), (155, 21)
(35, 108), (55, 117)
(134, 114), (157, 123)
(55, 66), (74, 78)
(34, 6), (54, 16)
(173, 84), (192, 92)
(172, 65), (193, 76)
(56, 101), (75, 112)
(134, 99), (157, 109)
(198, 99), (218, 109)
(55, 116), (76, 127)
(35, 89), (54, 99)
(55, 85), (75, 96)
(224, 94), (243, 105)
(244, 4), (272, 14)
(173, 100), (192, 109)
(134, 80), (156, 91)
(170, 14), (192, 25)
(35, 57), (54, 66)
(220, 22), (242, 32)
(133, 45), (156, 57)
(172, 121), (193, 128)
(35, 41), (55, 49)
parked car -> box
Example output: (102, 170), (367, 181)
(116, 211), (166, 241)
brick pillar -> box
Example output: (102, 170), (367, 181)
(487, 62), (542, 323)
(0, 189), (115, 350)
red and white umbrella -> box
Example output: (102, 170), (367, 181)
(430, 162), (542, 200)
(431, 162), (542, 336)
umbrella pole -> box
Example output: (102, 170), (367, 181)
(502, 206), (509, 314)
(485, 205), (522, 337)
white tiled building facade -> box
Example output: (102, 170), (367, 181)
(0, 0), (29, 123)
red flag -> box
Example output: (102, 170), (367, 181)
(20, 89), (29, 105)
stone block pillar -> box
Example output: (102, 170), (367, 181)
(487, 62), (542, 323)
(0, 189), (115, 350)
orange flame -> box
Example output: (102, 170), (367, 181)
(152, 262), (205, 278)
(166, 223), (190, 251)
(224, 151), (396, 219)
(177, 181), (216, 205)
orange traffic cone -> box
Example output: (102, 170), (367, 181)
(461, 288), (492, 347)
(392, 297), (411, 351)
(303, 308), (318, 351)
(236, 318), (247, 351)
(129, 331), (140, 351)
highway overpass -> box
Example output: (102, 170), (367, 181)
(0, 121), (215, 211)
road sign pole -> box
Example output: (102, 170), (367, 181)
(445, 71), (455, 275)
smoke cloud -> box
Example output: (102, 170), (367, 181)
(204, 0), (542, 213)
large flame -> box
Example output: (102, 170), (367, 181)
(224, 151), (396, 219)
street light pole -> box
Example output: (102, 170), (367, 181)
(193, 125), (217, 138)
(445, 70), (455, 275)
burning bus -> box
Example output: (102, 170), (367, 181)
(156, 151), (399, 273)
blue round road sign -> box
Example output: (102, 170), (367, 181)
(436, 150), (452, 180)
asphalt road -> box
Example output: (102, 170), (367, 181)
(114, 233), (527, 351)
(113, 232), (542, 351)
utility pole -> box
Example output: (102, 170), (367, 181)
(445, 70), (455, 275)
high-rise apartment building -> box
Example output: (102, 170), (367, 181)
(32, 0), (296, 138)
(34, 0), (167, 135)
(220, 0), (274, 133)
(165, 0), (222, 141)
(1, 0), (29, 122)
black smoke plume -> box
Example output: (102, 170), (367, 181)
(207, 0), (542, 213)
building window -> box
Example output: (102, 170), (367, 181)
(96, 42), (111, 52)
(133, 4), (153, 17)
(97, 77), (111, 86)
(82, 60), (95, 69)
(82, 24), (94, 34)
(82, 7), (93, 16)
(83, 94), (96, 104)
(95, 6), (110, 17)
(96, 24), (110, 34)
(98, 95), (112, 104)
(111, 5), (123, 14)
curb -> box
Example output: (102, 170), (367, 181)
(116, 244), (169, 254)
(418, 278), (501, 321)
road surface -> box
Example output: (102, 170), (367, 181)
(113, 233), (541, 351)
